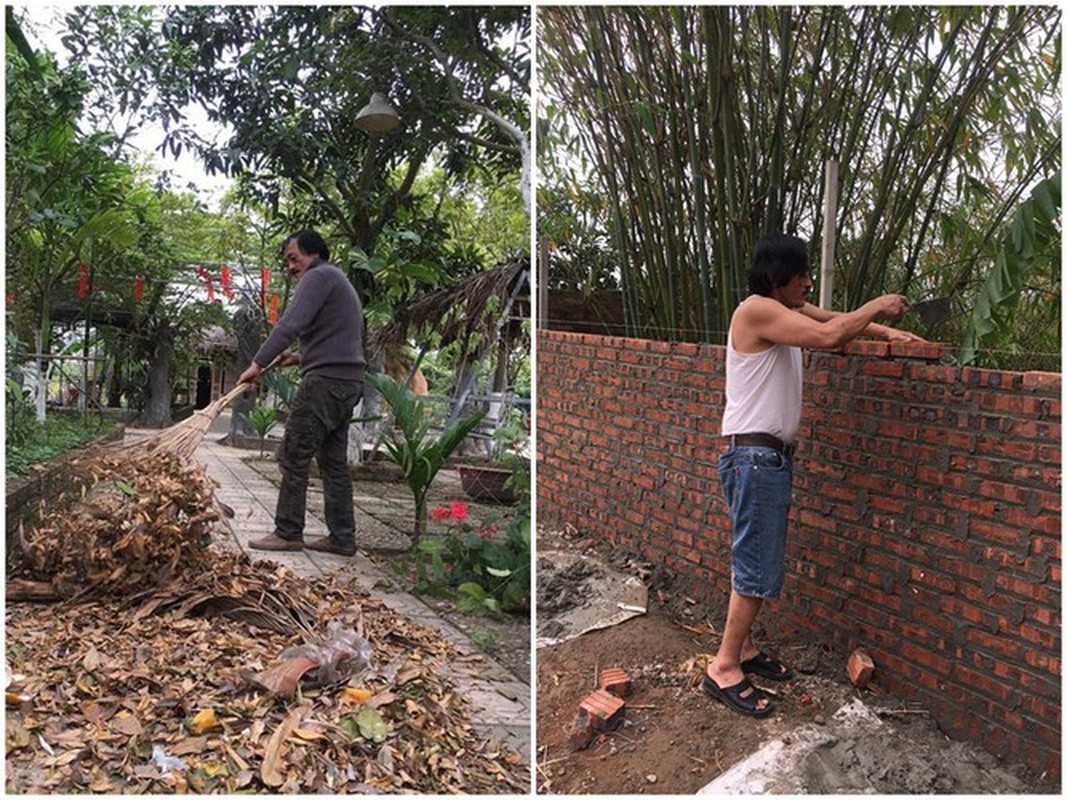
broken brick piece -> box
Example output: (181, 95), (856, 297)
(579, 688), (626, 732)
(599, 667), (633, 698)
(847, 648), (875, 688)
(568, 709), (596, 751)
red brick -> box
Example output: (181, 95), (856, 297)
(891, 340), (948, 360)
(1023, 370), (1060, 391)
(845, 340), (890, 357)
(599, 668), (633, 698)
(578, 689), (626, 731)
(847, 648), (875, 688)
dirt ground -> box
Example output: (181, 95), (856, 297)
(389, 585), (530, 686)
(535, 527), (1059, 795)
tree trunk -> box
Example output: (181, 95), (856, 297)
(229, 301), (261, 440)
(106, 333), (126, 407)
(141, 322), (174, 428)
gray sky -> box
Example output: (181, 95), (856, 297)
(17, 5), (234, 209)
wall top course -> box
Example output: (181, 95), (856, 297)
(542, 330), (1061, 393)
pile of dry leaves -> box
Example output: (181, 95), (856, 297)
(6, 445), (527, 793)
(11, 449), (221, 601)
(7, 549), (528, 794)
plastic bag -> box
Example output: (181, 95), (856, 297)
(151, 745), (185, 773)
(278, 621), (374, 686)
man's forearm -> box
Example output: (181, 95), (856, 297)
(865, 321), (891, 339)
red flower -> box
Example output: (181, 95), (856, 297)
(449, 500), (469, 521)
(430, 505), (451, 521)
(478, 523), (500, 539)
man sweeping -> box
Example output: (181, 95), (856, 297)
(703, 233), (922, 716)
(238, 230), (365, 557)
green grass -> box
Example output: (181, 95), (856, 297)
(6, 414), (117, 478)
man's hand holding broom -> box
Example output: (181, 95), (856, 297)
(238, 352), (298, 386)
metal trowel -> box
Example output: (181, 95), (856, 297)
(909, 295), (953, 326)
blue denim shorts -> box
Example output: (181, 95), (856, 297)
(718, 445), (794, 598)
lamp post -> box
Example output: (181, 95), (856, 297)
(353, 92), (400, 463)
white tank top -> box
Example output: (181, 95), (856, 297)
(720, 310), (803, 445)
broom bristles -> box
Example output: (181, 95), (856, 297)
(116, 380), (256, 460)
(111, 358), (283, 460)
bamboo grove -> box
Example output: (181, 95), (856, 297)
(539, 7), (1060, 367)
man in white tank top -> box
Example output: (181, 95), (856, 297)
(702, 233), (922, 717)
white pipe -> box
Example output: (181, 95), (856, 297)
(819, 159), (840, 310)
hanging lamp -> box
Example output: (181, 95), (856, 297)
(355, 92), (400, 134)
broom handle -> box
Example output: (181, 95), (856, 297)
(212, 355), (285, 413)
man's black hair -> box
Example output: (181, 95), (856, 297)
(286, 229), (330, 262)
(748, 233), (809, 297)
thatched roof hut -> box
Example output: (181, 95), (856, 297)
(368, 255), (529, 360)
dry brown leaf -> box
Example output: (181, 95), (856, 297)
(171, 737), (209, 756)
(367, 689), (397, 709)
(260, 703), (308, 787)
(6, 550), (529, 795)
(6, 718), (32, 750)
(291, 727), (327, 742)
(223, 742), (250, 772)
(82, 647), (103, 671)
(111, 713), (144, 736)
(89, 773), (114, 792)
(251, 655), (318, 699)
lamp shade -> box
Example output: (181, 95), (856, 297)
(355, 92), (400, 134)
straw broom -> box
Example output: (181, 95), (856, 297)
(128, 381), (255, 460)
(112, 357), (280, 461)
(9, 362), (286, 603)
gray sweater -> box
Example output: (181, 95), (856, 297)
(253, 260), (365, 382)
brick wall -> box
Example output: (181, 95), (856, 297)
(537, 329), (1061, 778)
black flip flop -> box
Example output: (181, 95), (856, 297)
(741, 651), (795, 682)
(702, 674), (773, 718)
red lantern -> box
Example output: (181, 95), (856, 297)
(197, 265), (215, 302)
(134, 273), (144, 302)
(77, 264), (88, 299)
(221, 266), (234, 300)
(261, 267), (270, 307)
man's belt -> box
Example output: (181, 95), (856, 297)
(728, 433), (796, 458)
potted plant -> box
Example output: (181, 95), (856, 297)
(245, 399), (278, 458)
(458, 408), (529, 505)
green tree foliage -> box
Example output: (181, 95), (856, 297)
(7, 10), (251, 424)
(960, 173), (1061, 368)
(59, 6), (529, 268)
(540, 7), (1060, 366)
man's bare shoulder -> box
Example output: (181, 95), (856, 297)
(734, 295), (788, 323)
